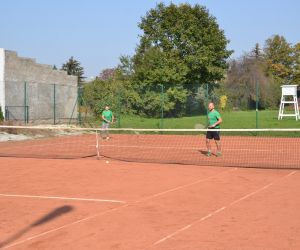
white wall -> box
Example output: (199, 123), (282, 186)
(0, 48), (5, 116)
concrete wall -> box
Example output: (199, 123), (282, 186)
(3, 50), (78, 123)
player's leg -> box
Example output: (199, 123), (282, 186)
(106, 123), (110, 140)
(206, 131), (213, 156)
(101, 122), (108, 139)
(215, 140), (221, 156)
(213, 131), (222, 156)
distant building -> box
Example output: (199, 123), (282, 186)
(0, 49), (78, 124)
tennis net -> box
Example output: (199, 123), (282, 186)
(0, 125), (299, 169)
(0, 126), (98, 159)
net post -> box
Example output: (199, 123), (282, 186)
(95, 129), (100, 160)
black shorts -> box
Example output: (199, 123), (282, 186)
(206, 130), (220, 140)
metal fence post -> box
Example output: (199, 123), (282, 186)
(24, 81), (27, 123)
(117, 90), (121, 128)
(158, 84), (164, 129)
(77, 87), (82, 125)
(256, 80), (259, 129)
(205, 84), (209, 125)
(53, 84), (56, 125)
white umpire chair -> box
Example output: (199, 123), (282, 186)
(278, 85), (299, 121)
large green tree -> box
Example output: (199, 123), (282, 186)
(125, 3), (232, 117)
(135, 3), (232, 85)
(61, 56), (85, 84)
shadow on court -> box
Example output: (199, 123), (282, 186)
(0, 205), (74, 248)
(199, 150), (209, 156)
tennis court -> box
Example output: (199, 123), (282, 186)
(1, 156), (300, 249)
(1, 126), (300, 249)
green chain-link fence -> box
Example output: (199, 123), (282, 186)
(2, 80), (262, 127)
(77, 80), (264, 129)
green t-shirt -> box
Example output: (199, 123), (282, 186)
(102, 110), (113, 123)
(208, 110), (221, 128)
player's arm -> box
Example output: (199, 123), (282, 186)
(210, 115), (222, 128)
(102, 113), (109, 123)
(112, 113), (115, 123)
(214, 117), (222, 126)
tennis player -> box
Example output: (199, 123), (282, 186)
(206, 102), (222, 157)
(101, 105), (114, 139)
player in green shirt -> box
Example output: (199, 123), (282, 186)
(101, 105), (114, 139)
(206, 102), (222, 157)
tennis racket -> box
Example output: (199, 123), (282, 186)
(194, 123), (206, 129)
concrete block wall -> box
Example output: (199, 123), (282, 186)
(1, 49), (78, 123)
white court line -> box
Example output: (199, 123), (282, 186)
(151, 170), (297, 247)
(0, 194), (125, 204)
(154, 206), (226, 245)
(137, 168), (237, 203)
(229, 183), (273, 206)
(0, 168), (235, 249)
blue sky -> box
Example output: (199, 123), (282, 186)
(1, 0), (299, 77)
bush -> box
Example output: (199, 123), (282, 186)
(219, 95), (228, 110)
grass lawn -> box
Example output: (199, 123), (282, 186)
(113, 110), (299, 129)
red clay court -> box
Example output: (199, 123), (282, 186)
(1, 154), (300, 249)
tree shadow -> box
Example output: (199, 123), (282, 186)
(0, 205), (74, 248)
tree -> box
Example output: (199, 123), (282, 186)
(98, 68), (116, 80)
(292, 43), (300, 85)
(262, 35), (300, 104)
(251, 43), (263, 59)
(118, 55), (134, 77)
(220, 36), (299, 111)
(82, 76), (140, 119)
(131, 47), (190, 116)
(223, 54), (276, 110)
(61, 56), (85, 84)
(263, 35), (294, 82)
(136, 3), (232, 85)
(123, 2), (232, 117)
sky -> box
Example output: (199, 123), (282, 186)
(1, 0), (300, 78)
